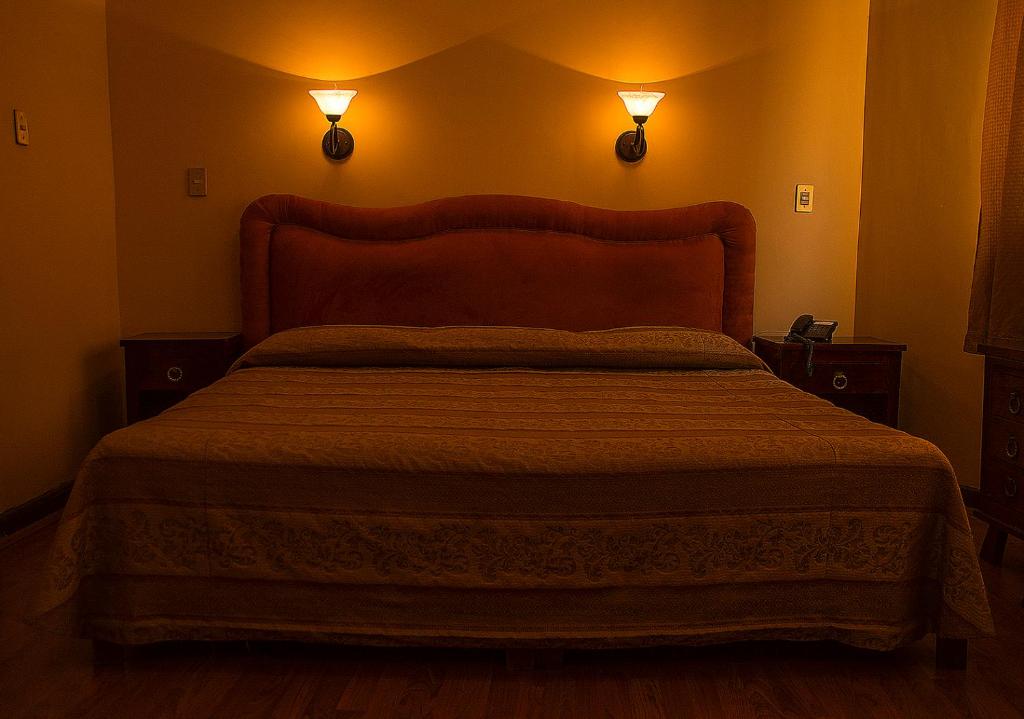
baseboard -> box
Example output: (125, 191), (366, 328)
(0, 481), (72, 538)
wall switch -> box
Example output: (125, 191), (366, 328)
(13, 109), (29, 146)
(187, 167), (207, 197)
(795, 184), (814, 213)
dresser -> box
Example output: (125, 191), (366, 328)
(976, 344), (1024, 565)
(752, 335), (906, 428)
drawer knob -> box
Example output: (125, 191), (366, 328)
(1006, 477), (1018, 498)
(1011, 391), (1021, 415)
(166, 366), (184, 383)
(832, 371), (848, 390)
(1008, 435), (1019, 460)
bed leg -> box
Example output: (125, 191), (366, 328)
(504, 649), (563, 671)
(935, 637), (968, 670)
(92, 639), (128, 666)
(980, 526), (1008, 566)
(537, 649), (564, 669)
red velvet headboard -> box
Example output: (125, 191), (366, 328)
(240, 194), (755, 349)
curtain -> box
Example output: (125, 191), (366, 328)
(965, 0), (1024, 353)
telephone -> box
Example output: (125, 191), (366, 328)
(785, 315), (838, 376)
(785, 314), (838, 344)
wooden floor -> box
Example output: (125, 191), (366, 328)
(2, 517), (1022, 718)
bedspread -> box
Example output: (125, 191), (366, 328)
(39, 326), (993, 648)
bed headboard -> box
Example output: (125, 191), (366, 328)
(240, 194), (755, 349)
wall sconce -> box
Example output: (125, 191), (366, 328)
(615, 90), (665, 163)
(309, 89), (357, 160)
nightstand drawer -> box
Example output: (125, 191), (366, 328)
(790, 361), (889, 396)
(127, 344), (225, 391)
(752, 336), (905, 428)
(121, 332), (241, 423)
(984, 416), (1023, 466)
(986, 363), (1024, 424)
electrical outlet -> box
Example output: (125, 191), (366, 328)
(187, 167), (207, 197)
(795, 184), (814, 213)
(13, 109), (29, 146)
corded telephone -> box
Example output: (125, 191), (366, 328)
(785, 315), (838, 376)
(786, 314), (838, 344)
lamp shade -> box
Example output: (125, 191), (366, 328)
(617, 91), (665, 118)
(309, 89), (357, 118)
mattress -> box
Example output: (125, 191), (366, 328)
(40, 326), (993, 648)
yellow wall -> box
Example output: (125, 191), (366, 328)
(106, 0), (870, 339)
(856, 0), (997, 487)
(0, 0), (122, 510)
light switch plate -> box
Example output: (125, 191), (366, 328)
(795, 184), (814, 213)
(187, 167), (207, 197)
(13, 109), (29, 146)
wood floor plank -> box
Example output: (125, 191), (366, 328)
(335, 652), (384, 717)
(2, 516), (1023, 718)
(425, 655), (491, 719)
(572, 663), (632, 719)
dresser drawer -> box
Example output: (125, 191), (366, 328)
(980, 458), (1024, 518)
(789, 360), (890, 396)
(984, 416), (1023, 466)
(986, 362), (1024, 424)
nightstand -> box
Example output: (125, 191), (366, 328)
(120, 332), (242, 423)
(752, 335), (907, 428)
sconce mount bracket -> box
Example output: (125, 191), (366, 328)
(615, 129), (647, 163)
(322, 126), (354, 161)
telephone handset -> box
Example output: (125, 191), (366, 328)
(785, 315), (838, 376)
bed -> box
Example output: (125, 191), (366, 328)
(40, 194), (993, 666)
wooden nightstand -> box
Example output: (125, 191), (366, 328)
(121, 332), (242, 423)
(975, 344), (1024, 568)
(752, 335), (907, 428)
